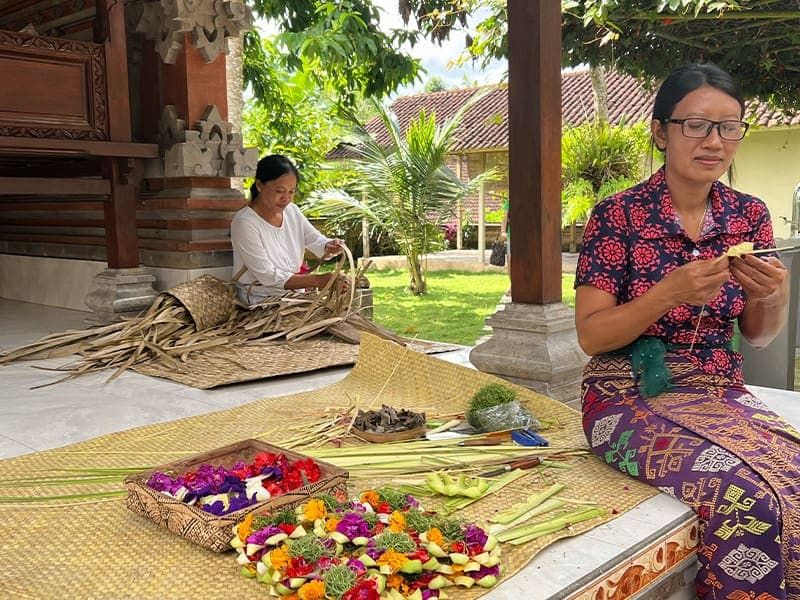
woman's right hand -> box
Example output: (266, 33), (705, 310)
(661, 257), (730, 306)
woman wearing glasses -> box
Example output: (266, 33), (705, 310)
(575, 63), (795, 599)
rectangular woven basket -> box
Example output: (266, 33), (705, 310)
(124, 439), (349, 552)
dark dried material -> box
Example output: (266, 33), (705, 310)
(352, 404), (426, 434)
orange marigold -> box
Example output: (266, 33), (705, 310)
(325, 517), (340, 532)
(238, 513), (254, 542)
(377, 549), (408, 574)
(303, 499), (328, 521)
(388, 510), (406, 533)
(298, 580), (325, 600)
(386, 574), (403, 589)
(426, 527), (444, 547)
(360, 490), (380, 508)
(269, 545), (290, 571)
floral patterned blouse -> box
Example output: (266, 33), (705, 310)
(575, 168), (776, 380)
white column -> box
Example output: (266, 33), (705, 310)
(361, 193), (370, 259)
(455, 155), (463, 250)
(478, 181), (486, 263)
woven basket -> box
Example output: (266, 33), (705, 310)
(124, 439), (349, 552)
(162, 275), (237, 331)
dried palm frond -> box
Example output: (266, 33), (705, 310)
(0, 247), (406, 386)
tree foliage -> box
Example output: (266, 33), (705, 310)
(244, 1), (424, 107)
(401, 0), (800, 108)
(241, 35), (348, 195)
(561, 120), (649, 248)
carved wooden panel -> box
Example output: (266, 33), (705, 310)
(0, 30), (108, 139)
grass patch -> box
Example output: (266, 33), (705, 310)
(368, 269), (576, 345)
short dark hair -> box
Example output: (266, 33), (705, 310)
(250, 154), (300, 201)
(652, 63), (745, 122)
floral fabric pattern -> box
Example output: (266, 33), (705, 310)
(577, 170), (797, 599)
(575, 167), (775, 380)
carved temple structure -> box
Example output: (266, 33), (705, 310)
(0, 0), (257, 320)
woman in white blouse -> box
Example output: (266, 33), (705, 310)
(231, 154), (344, 305)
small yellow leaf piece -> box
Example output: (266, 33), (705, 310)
(725, 242), (754, 258)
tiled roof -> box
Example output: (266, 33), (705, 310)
(328, 69), (799, 158)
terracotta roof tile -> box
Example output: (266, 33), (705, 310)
(328, 69), (799, 158)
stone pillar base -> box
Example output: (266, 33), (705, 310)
(469, 301), (588, 407)
(84, 268), (158, 324)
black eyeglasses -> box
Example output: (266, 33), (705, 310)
(661, 117), (750, 141)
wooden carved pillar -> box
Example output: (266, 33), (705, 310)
(131, 0), (256, 289)
(95, 0), (139, 270)
(469, 0), (587, 406)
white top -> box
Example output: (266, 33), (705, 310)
(230, 204), (331, 305)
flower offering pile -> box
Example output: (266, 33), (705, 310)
(124, 439), (348, 552)
(232, 487), (501, 599)
(147, 451), (323, 516)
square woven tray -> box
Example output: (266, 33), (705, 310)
(124, 439), (348, 552)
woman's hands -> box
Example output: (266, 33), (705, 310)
(730, 255), (788, 306)
(323, 239), (345, 259)
(733, 254), (789, 348)
(660, 257), (731, 306)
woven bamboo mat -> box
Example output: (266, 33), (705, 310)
(0, 334), (656, 599)
(133, 337), (460, 388)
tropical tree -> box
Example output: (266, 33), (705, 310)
(307, 98), (491, 294)
(242, 36), (349, 194)
(401, 0), (800, 109)
(561, 120), (649, 251)
(244, 1), (426, 109)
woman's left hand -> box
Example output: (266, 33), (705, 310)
(324, 239), (345, 258)
(730, 254), (789, 306)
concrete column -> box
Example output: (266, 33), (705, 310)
(470, 301), (587, 408)
(84, 267), (158, 323)
(455, 155), (463, 250)
(478, 181), (486, 264)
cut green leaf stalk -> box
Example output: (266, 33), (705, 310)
(490, 483), (566, 525)
(497, 506), (607, 545)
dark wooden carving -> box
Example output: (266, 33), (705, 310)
(0, 29), (108, 140)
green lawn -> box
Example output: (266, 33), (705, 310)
(368, 270), (576, 345)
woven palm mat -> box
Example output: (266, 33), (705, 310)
(0, 334), (656, 599)
(132, 337), (460, 388)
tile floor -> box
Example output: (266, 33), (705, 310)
(3, 298), (800, 599)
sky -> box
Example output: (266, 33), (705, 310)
(370, 0), (507, 96)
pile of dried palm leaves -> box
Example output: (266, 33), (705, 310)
(0, 248), (407, 387)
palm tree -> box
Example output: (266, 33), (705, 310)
(310, 96), (491, 294)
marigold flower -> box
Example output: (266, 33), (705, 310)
(298, 579), (325, 600)
(325, 517), (340, 532)
(377, 549), (408, 574)
(238, 513), (254, 542)
(360, 490), (380, 508)
(303, 499), (328, 521)
(426, 527), (444, 547)
(270, 545), (290, 571)
(388, 511), (406, 533)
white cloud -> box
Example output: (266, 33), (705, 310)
(371, 0), (506, 95)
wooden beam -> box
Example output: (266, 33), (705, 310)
(0, 177), (111, 195)
(508, 0), (562, 304)
(0, 137), (159, 158)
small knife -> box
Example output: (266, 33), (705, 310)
(479, 456), (542, 478)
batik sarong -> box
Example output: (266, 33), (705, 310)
(583, 354), (800, 600)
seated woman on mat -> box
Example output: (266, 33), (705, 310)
(575, 63), (796, 599)
(231, 154), (345, 305)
